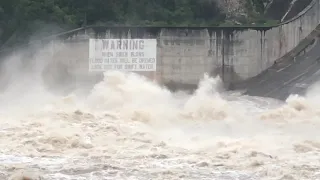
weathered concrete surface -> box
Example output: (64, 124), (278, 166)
(233, 36), (320, 100)
(38, 0), (319, 91)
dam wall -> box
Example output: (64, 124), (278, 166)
(42, 0), (320, 88)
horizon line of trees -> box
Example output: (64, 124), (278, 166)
(0, 0), (269, 48)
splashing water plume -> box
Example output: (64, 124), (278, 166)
(1, 43), (320, 180)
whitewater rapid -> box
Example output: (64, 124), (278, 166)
(1, 45), (320, 180)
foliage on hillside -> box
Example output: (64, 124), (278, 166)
(0, 0), (273, 47)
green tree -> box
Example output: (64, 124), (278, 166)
(0, 0), (270, 48)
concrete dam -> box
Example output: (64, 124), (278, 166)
(1, 0), (320, 100)
(2, 1), (320, 179)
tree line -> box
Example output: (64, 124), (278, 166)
(0, 0), (268, 47)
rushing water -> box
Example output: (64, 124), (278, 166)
(2, 46), (320, 180)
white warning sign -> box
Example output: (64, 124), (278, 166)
(89, 39), (157, 72)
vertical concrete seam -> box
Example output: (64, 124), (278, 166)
(260, 30), (263, 73)
(208, 29), (213, 76)
(221, 29), (225, 82)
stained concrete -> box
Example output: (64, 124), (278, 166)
(233, 37), (320, 100)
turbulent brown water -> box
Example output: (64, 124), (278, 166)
(2, 44), (320, 180)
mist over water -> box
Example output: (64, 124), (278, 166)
(1, 43), (320, 180)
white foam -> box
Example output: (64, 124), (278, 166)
(1, 43), (320, 179)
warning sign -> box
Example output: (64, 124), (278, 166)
(89, 39), (157, 72)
